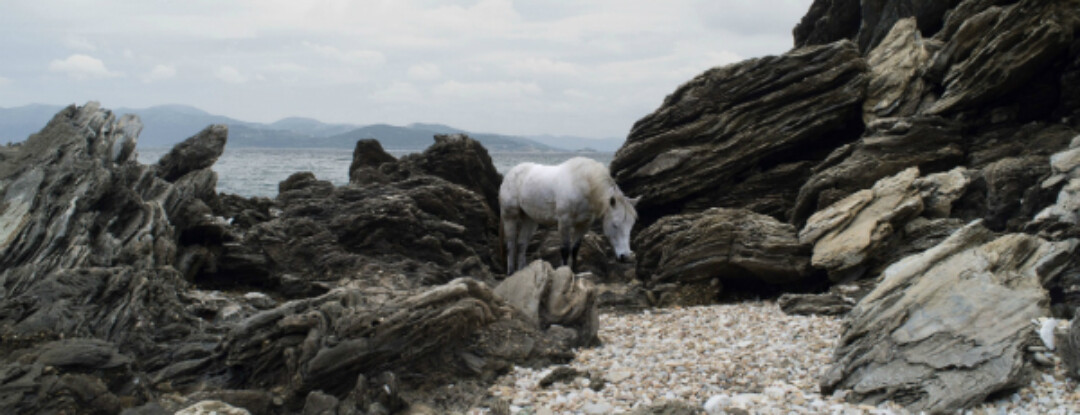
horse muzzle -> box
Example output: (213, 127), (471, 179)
(617, 252), (636, 263)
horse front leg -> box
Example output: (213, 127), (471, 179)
(558, 220), (574, 271)
(569, 222), (589, 273)
(503, 218), (518, 275)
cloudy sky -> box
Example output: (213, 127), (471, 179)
(0, 0), (812, 139)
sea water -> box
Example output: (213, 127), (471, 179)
(137, 147), (614, 198)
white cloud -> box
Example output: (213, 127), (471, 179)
(48, 54), (122, 79)
(371, 81), (423, 103)
(215, 65), (247, 83)
(141, 64), (176, 83)
(433, 80), (542, 100)
(303, 41), (385, 65)
(407, 63), (442, 81)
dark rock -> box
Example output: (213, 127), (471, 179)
(820, 221), (1075, 413)
(795, 0), (961, 53)
(778, 293), (854, 316)
(223, 278), (574, 406)
(302, 390), (339, 415)
(1063, 314), (1080, 380)
(610, 41), (868, 226)
(634, 208), (812, 302)
(348, 138), (397, 185)
(927, 0), (1077, 115)
(154, 124), (227, 182)
(399, 133), (503, 212)
(793, 0), (861, 49)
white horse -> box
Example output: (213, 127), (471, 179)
(499, 157), (639, 274)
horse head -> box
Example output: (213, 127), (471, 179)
(603, 190), (640, 262)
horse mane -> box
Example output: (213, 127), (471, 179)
(565, 157), (624, 217)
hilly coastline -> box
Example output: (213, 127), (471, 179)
(0, 104), (623, 152)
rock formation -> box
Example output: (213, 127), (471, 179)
(0, 103), (592, 414)
(610, 40), (868, 226)
(820, 221), (1076, 412)
(610, 0), (1080, 411)
(634, 208), (813, 305)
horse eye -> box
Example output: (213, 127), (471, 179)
(610, 197), (616, 207)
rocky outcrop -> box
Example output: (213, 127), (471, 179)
(348, 134), (502, 212)
(0, 103), (588, 414)
(633, 208), (813, 305)
(798, 167), (973, 281)
(610, 40), (868, 225)
(926, 0), (1077, 116)
(820, 221), (1076, 413)
(794, 0), (960, 53)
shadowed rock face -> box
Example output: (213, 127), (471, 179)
(633, 208), (814, 304)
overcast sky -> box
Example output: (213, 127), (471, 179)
(0, 0), (813, 139)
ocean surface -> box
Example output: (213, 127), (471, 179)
(137, 147), (615, 198)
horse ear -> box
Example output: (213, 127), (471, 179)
(628, 196), (641, 206)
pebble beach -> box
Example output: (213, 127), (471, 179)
(479, 301), (1080, 414)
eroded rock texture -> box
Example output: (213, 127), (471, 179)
(820, 222), (1076, 413)
(0, 103), (588, 414)
(610, 40), (868, 226)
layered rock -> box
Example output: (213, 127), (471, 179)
(820, 221), (1076, 413)
(0, 103), (590, 414)
(610, 40), (868, 225)
(794, 0), (960, 53)
(634, 208), (813, 305)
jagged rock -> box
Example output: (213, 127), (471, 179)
(863, 18), (937, 123)
(610, 40), (868, 226)
(927, 0), (1078, 115)
(398, 133), (502, 212)
(223, 278), (573, 406)
(201, 172), (499, 295)
(795, 0), (960, 53)
(777, 293), (854, 316)
(348, 139), (397, 185)
(792, 116), (963, 225)
(792, 0), (860, 49)
(493, 260), (599, 346)
(799, 168), (925, 281)
(1029, 135), (1080, 236)
(154, 124), (227, 182)
(634, 208), (812, 303)
(820, 221), (1077, 413)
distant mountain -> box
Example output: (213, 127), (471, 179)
(0, 104), (65, 144)
(0, 104), (620, 152)
(526, 134), (625, 152)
